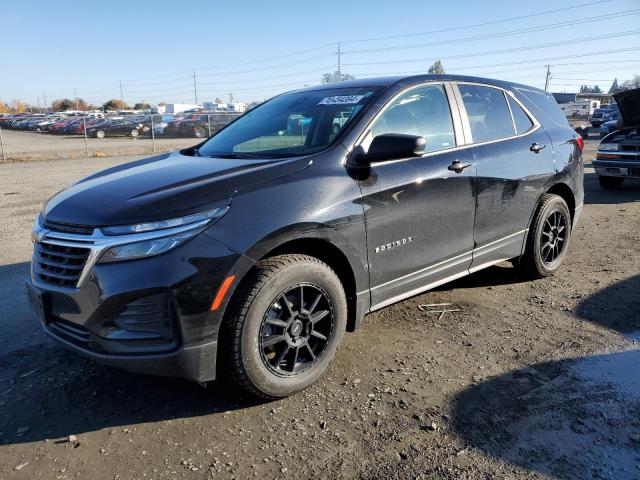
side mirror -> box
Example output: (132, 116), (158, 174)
(354, 134), (426, 165)
(616, 117), (625, 130)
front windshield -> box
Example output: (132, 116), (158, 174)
(197, 86), (380, 158)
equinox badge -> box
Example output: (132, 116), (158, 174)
(375, 236), (413, 253)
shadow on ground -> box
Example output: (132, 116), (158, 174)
(584, 171), (640, 205)
(0, 262), (263, 447)
(452, 275), (640, 480)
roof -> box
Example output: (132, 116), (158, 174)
(298, 74), (548, 94)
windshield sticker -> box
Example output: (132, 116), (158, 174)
(318, 95), (365, 105)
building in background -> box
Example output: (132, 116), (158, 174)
(164, 103), (201, 114)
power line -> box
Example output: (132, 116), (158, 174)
(340, 0), (612, 44)
(342, 31), (640, 66)
(342, 10), (640, 56)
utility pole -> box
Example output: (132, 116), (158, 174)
(337, 42), (342, 80)
(43, 92), (47, 112)
(119, 80), (124, 107)
(74, 88), (79, 110)
(229, 93), (234, 103)
(544, 65), (552, 92)
(192, 69), (198, 105)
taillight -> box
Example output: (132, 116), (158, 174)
(575, 136), (584, 152)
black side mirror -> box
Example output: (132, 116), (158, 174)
(354, 134), (426, 165)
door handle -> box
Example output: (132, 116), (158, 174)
(448, 160), (472, 173)
(530, 142), (546, 153)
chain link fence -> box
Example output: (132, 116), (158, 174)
(0, 112), (241, 162)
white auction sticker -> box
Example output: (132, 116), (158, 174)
(318, 95), (364, 105)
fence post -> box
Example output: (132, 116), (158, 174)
(150, 114), (156, 153)
(0, 123), (5, 162)
(83, 115), (89, 157)
(207, 114), (211, 137)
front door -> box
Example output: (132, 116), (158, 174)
(357, 83), (477, 309)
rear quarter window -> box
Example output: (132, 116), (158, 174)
(516, 88), (569, 127)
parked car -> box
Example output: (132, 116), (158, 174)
(86, 119), (141, 138)
(591, 103), (619, 127)
(593, 88), (639, 189)
(165, 113), (240, 138)
(599, 111), (621, 137)
(27, 75), (583, 399)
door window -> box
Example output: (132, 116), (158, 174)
(458, 84), (515, 143)
(507, 96), (534, 134)
(370, 84), (456, 153)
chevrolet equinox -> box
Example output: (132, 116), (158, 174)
(28, 75), (584, 398)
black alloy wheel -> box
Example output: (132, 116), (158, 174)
(259, 283), (334, 376)
(540, 209), (568, 266)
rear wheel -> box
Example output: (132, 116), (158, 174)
(221, 254), (347, 399)
(518, 194), (571, 279)
(598, 176), (624, 190)
(96, 130), (105, 139)
(194, 126), (208, 138)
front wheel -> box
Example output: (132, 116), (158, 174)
(130, 129), (139, 137)
(194, 126), (208, 138)
(518, 194), (572, 279)
(221, 254), (347, 399)
(598, 176), (624, 190)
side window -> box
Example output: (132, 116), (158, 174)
(507, 96), (534, 134)
(458, 84), (515, 143)
(370, 84), (455, 153)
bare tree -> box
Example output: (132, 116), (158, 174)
(428, 60), (445, 74)
(321, 71), (356, 84)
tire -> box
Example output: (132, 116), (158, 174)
(519, 194), (572, 279)
(598, 176), (624, 190)
(141, 125), (151, 134)
(96, 130), (105, 139)
(221, 254), (347, 399)
(194, 126), (207, 138)
(130, 129), (139, 137)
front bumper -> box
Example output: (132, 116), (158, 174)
(28, 231), (253, 382)
(593, 159), (640, 178)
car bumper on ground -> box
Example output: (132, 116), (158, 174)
(26, 231), (253, 382)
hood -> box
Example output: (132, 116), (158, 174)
(613, 88), (640, 128)
(43, 150), (311, 226)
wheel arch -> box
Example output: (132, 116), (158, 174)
(545, 182), (576, 223)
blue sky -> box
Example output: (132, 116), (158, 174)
(1, 0), (639, 106)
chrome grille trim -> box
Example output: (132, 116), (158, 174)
(31, 216), (211, 290)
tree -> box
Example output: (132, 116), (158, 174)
(0, 101), (9, 113)
(608, 78), (620, 94)
(10, 99), (26, 113)
(133, 102), (151, 110)
(102, 99), (129, 111)
(579, 85), (602, 94)
(620, 74), (640, 91)
(428, 60), (445, 74)
(51, 98), (74, 111)
(321, 71), (356, 84)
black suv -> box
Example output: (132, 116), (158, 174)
(27, 75), (584, 398)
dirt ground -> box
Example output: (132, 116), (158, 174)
(1, 141), (640, 480)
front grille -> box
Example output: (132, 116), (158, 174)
(48, 318), (104, 352)
(34, 241), (90, 288)
(621, 145), (640, 153)
(43, 219), (94, 235)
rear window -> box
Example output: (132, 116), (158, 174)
(507, 96), (534, 134)
(516, 88), (569, 127)
(458, 84), (514, 143)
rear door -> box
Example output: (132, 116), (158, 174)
(453, 83), (555, 271)
(356, 82), (477, 309)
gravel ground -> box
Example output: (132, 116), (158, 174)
(1, 141), (640, 480)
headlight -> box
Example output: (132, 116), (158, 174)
(98, 230), (198, 263)
(102, 206), (228, 235)
(598, 143), (619, 152)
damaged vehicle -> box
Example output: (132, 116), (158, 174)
(594, 88), (640, 190)
(27, 75), (583, 398)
